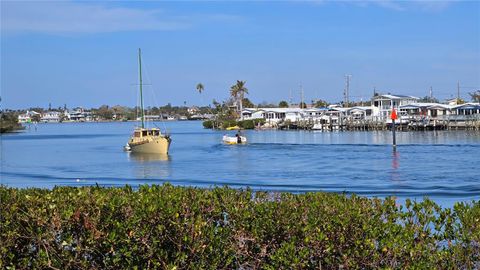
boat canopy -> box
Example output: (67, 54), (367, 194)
(133, 128), (161, 137)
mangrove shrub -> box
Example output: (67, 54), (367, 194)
(0, 184), (479, 269)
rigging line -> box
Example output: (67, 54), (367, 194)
(140, 54), (168, 133)
(135, 83), (140, 126)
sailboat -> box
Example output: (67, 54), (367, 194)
(126, 48), (171, 154)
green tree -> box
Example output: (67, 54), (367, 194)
(418, 96), (439, 103)
(299, 102), (307, 109)
(0, 112), (23, 133)
(279, 101), (289, 108)
(242, 98), (255, 108)
(196, 83), (204, 94)
(230, 80), (249, 120)
(314, 99), (329, 108)
(469, 90), (480, 102)
(196, 83), (206, 107)
(95, 105), (114, 120)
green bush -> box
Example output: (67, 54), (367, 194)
(238, 119), (265, 129)
(202, 120), (213, 129)
(221, 120), (237, 129)
(1, 184), (479, 269)
(0, 112), (24, 133)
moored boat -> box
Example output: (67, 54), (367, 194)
(126, 49), (171, 154)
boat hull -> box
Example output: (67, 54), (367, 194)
(223, 135), (247, 144)
(129, 136), (171, 154)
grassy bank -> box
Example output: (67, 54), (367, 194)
(1, 184), (479, 269)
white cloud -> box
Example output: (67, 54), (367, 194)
(411, 1), (454, 12)
(372, 0), (454, 12)
(1, 1), (190, 34)
(371, 0), (406, 11)
(351, 0), (454, 12)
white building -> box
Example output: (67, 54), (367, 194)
(18, 110), (41, 123)
(451, 103), (480, 116)
(371, 94), (419, 120)
(348, 106), (373, 120)
(41, 111), (61, 123)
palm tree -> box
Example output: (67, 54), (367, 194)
(230, 80), (249, 120)
(196, 83), (204, 94)
(196, 83), (205, 108)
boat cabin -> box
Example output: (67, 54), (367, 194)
(133, 128), (161, 138)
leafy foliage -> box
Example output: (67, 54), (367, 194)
(278, 101), (289, 108)
(0, 112), (24, 133)
(202, 119), (265, 129)
(1, 184), (479, 269)
(314, 99), (329, 108)
(238, 119), (265, 129)
(196, 83), (204, 94)
(469, 90), (480, 102)
(418, 96), (439, 103)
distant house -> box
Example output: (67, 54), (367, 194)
(41, 111), (61, 123)
(241, 108), (302, 123)
(371, 94), (419, 119)
(64, 108), (93, 122)
(452, 103), (480, 116)
(446, 98), (463, 106)
(18, 110), (41, 123)
(347, 106), (373, 120)
(399, 103), (452, 118)
(187, 106), (200, 115)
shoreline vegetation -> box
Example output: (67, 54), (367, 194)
(0, 112), (24, 133)
(1, 184), (478, 268)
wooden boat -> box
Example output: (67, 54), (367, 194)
(223, 135), (247, 144)
(126, 49), (171, 154)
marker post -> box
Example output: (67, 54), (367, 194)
(391, 108), (398, 150)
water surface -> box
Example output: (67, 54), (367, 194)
(1, 121), (479, 207)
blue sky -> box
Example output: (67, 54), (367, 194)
(1, 1), (479, 109)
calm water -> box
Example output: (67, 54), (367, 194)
(1, 121), (479, 207)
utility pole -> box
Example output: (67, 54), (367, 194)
(300, 84), (304, 108)
(457, 81), (460, 104)
(344, 75), (352, 107)
(289, 89), (292, 108)
(430, 86), (433, 101)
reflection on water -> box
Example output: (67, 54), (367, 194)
(128, 152), (171, 162)
(128, 152), (172, 179)
(390, 150), (400, 182)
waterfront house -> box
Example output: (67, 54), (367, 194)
(63, 108), (94, 122)
(41, 111), (61, 123)
(187, 106), (200, 115)
(142, 115), (162, 121)
(18, 110), (40, 123)
(241, 108), (262, 120)
(451, 103), (480, 117)
(347, 106), (373, 121)
(371, 94), (419, 120)
(399, 103), (452, 118)
(241, 108), (305, 124)
(303, 108), (328, 119)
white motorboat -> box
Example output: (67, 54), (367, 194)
(222, 135), (247, 144)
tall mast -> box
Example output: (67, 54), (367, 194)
(139, 48), (145, 129)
